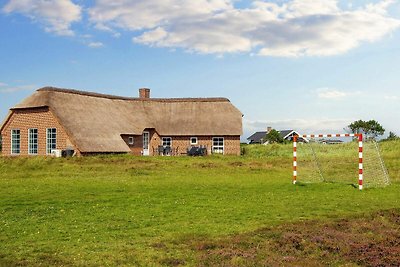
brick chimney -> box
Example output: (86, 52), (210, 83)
(267, 126), (272, 133)
(139, 88), (150, 99)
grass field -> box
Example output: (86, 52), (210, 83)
(0, 140), (399, 266)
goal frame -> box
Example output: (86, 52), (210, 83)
(293, 133), (363, 190)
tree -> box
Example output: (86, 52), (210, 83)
(0, 135), (2, 152)
(347, 120), (385, 139)
(382, 131), (399, 141)
(366, 120), (385, 138)
(265, 129), (284, 144)
(348, 120), (366, 134)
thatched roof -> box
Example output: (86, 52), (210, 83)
(4, 87), (242, 153)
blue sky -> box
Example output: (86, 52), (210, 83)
(1, 0), (400, 141)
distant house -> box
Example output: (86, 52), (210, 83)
(0, 87), (243, 156)
(247, 127), (303, 144)
(319, 139), (343, 145)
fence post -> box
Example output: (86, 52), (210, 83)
(358, 134), (363, 190)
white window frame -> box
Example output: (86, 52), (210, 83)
(28, 128), (38, 155)
(128, 137), (134, 145)
(162, 137), (172, 147)
(212, 137), (224, 154)
(190, 137), (198, 145)
(11, 129), (20, 155)
(46, 128), (57, 155)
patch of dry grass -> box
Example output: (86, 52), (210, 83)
(185, 209), (400, 267)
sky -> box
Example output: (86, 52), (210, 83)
(0, 0), (399, 142)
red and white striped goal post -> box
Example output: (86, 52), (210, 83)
(292, 133), (363, 190)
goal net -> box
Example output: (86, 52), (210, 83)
(293, 134), (390, 190)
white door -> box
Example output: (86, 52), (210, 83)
(142, 131), (150, 156)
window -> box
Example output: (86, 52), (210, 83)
(11, 129), (20, 154)
(128, 137), (134, 145)
(162, 137), (172, 146)
(28, 128), (38, 155)
(46, 128), (57, 154)
(212, 137), (224, 154)
(190, 137), (198, 145)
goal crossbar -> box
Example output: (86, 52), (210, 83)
(293, 133), (363, 190)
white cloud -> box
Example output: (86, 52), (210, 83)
(2, 0), (82, 36)
(88, 0), (232, 31)
(0, 82), (8, 87)
(2, 1), (399, 55)
(87, 42), (104, 48)
(315, 88), (363, 99)
(384, 95), (399, 100)
(134, 27), (167, 44)
(88, 0), (400, 57)
(316, 88), (348, 99)
(0, 84), (37, 93)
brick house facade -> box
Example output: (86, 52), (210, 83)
(1, 87), (243, 156)
(1, 107), (78, 156)
(121, 133), (240, 156)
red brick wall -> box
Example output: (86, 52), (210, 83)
(150, 135), (240, 156)
(121, 130), (162, 156)
(149, 130), (161, 156)
(1, 108), (76, 156)
(122, 133), (240, 156)
(121, 135), (143, 156)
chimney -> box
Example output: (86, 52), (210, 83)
(139, 88), (150, 99)
(267, 126), (272, 133)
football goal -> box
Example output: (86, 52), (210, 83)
(293, 134), (390, 190)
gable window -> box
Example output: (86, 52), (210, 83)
(212, 137), (224, 154)
(46, 128), (57, 154)
(128, 137), (134, 145)
(162, 137), (172, 147)
(11, 129), (20, 154)
(28, 128), (38, 155)
(190, 137), (198, 145)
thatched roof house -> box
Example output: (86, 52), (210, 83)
(1, 87), (242, 156)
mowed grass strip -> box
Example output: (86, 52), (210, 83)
(0, 140), (399, 266)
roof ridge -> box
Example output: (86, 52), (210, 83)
(37, 86), (230, 103)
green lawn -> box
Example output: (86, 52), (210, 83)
(0, 140), (399, 266)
